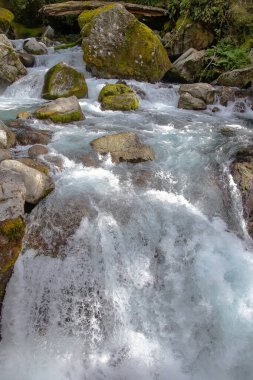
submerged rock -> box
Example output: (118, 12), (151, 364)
(0, 33), (27, 83)
(216, 66), (253, 88)
(0, 159), (54, 204)
(79, 4), (171, 82)
(7, 120), (52, 145)
(34, 96), (85, 123)
(98, 83), (139, 111)
(165, 48), (205, 83)
(23, 38), (47, 55)
(90, 132), (155, 163)
(42, 62), (88, 100)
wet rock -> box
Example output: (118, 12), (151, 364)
(0, 149), (11, 162)
(28, 144), (48, 157)
(0, 160), (54, 204)
(0, 8), (14, 34)
(0, 169), (26, 221)
(23, 38), (48, 55)
(42, 61), (88, 100)
(98, 83), (139, 111)
(165, 48), (205, 83)
(231, 148), (253, 237)
(220, 128), (236, 137)
(81, 153), (98, 167)
(179, 83), (216, 104)
(219, 86), (236, 106)
(79, 4), (171, 82)
(7, 121), (52, 145)
(90, 132), (155, 163)
(0, 120), (16, 149)
(233, 101), (247, 113)
(212, 107), (220, 113)
(16, 111), (32, 119)
(0, 34), (27, 83)
(17, 51), (35, 68)
(34, 96), (85, 123)
(16, 157), (49, 175)
(42, 25), (54, 40)
(178, 92), (207, 110)
(216, 66), (253, 88)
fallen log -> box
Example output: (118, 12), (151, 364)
(40, 0), (168, 18)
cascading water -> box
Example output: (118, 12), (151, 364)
(1, 44), (253, 380)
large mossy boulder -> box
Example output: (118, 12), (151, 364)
(0, 7), (14, 33)
(42, 62), (88, 100)
(0, 33), (27, 83)
(34, 96), (84, 123)
(216, 66), (253, 88)
(98, 83), (139, 111)
(90, 132), (155, 163)
(79, 4), (171, 82)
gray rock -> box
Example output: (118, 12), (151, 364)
(17, 51), (35, 68)
(0, 149), (11, 162)
(0, 120), (16, 149)
(0, 160), (54, 204)
(28, 145), (49, 158)
(90, 132), (155, 163)
(0, 34), (27, 83)
(179, 83), (216, 104)
(0, 169), (25, 221)
(23, 38), (48, 55)
(178, 92), (207, 110)
(216, 66), (253, 88)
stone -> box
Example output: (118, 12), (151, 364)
(42, 25), (54, 39)
(42, 61), (88, 100)
(17, 51), (35, 67)
(0, 149), (11, 162)
(90, 132), (155, 163)
(79, 4), (171, 82)
(16, 111), (32, 119)
(219, 86), (236, 106)
(0, 34), (27, 83)
(233, 101), (247, 113)
(23, 38), (47, 55)
(0, 120), (16, 149)
(216, 66), (253, 88)
(165, 48), (205, 83)
(0, 7), (14, 34)
(0, 160), (54, 204)
(169, 17), (213, 58)
(179, 83), (216, 104)
(0, 169), (25, 221)
(28, 145), (48, 157)
(16, 157), (49, 175)
(6, 121), (52, 145)
(98, 83), (139, 111)
(34, 96), (85, 123)
(178, 92), (207, 110)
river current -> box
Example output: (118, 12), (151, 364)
(0, 42), (253, 380)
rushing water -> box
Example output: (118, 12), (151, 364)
(0, 43), (253, 380)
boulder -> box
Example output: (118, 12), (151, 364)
(23, 38), (47, 55)
(6, 120), (52, 145)
(17, 51), (35, 67)
(0, 33), (27, 83)
(216, 66), (253, 88)
(16, 157), (49, 175)
(28, 145), (48, 157)
(79, 4), (171, 82)
(0, 160), (54, 204)
(90, 132), (155, 163)
(0, 149), (11, 162)
(0, 120), (16, 149)
(165, 48), (205, 83)
(16, 111), (32, 119)
(34, 96), (84, 123)
(179, 83), (216, 104)
(178, 92), (207, 110)
(168, 17), (213, 58)
(0, 7), (14, 34)
(0, 169), (25, 221)
(42, 61), (88, 100)
(231, 147), (253, 237)
(98, 83), (139, 111)
(219, 86), (236, 106)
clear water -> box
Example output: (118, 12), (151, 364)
(0, 44), (253, 380)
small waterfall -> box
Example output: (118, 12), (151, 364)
(1, 42), (253, 380)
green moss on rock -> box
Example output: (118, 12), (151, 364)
(78, 3), (115, 30)
(99, 83), (139, 111)
(11, 22), (43, 38)
(42, 61), (88, 100)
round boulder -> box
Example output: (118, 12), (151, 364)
(98, 83), (139, 111)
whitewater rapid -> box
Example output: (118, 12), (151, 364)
(0, 44), (253, 380)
